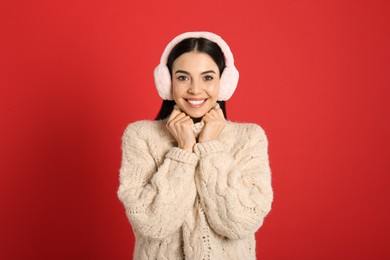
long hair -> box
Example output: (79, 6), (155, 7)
(155, 37), (227, 120)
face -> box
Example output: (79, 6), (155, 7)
(172, 51), (220, 119)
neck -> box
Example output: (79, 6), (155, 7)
(192, 117), (202, 123)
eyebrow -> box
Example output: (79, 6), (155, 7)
(174, 70), (216, 75)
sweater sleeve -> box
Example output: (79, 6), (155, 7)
(117, 122), (198, 240)
(194, 124), (273, 239)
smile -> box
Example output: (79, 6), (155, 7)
(186, 99), (207, 107)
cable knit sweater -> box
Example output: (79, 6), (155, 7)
(117, 119), (273, 259)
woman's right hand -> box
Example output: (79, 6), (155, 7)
(166, 108), (196, 152)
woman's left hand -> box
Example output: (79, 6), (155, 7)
(198, 107), (226, 143)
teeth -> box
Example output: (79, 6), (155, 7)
(187, 99), (205, 105)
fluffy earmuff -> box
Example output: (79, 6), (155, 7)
(154, 31), (239, 101)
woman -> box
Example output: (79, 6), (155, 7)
(118, 31), (273, 259)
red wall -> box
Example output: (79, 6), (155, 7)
(1, 0), (389, 259)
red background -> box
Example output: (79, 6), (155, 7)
(1, 0), (389, 259)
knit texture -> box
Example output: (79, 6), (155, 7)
(118, 119), (273, 259)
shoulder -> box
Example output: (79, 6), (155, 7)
(124, 120), (165, 135)
(122, 120), (168, 141)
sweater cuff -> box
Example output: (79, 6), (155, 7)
(194, 140), (225, 158)
(166, 147), (198, 166)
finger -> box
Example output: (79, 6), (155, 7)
(202, 109), (224, 124)
(168, 108), (181, 120)
(167, 114), (187, 132)
(206, 109), (219, 119)
(168, 111), (188, 126)
(207, 104), (218, 114)
(175, 115), (193, 128)
(168, 113), (191, 130)
(208, 106), (225, 120)
(215, 108), (226, 120)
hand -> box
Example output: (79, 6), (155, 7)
(166, 108), (196, 152)
(198, 106), (226, 143)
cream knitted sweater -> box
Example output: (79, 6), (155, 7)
(118, 119), (273, 259)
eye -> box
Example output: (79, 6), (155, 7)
(203, 75), (214, 81)
(177, 75), (189, 81)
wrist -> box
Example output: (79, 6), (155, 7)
(194, 140), (224, 158)
(179, 143), (195, 152)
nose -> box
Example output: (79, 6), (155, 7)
(188, 79), (201, 94)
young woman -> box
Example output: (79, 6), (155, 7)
(118, 32), (273, 259)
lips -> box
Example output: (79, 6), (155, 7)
(186, 99), (206, 105)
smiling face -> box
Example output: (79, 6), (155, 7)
(172, 51), (220, 119)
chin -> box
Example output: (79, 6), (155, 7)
(186, 111), (206, 119)
(178, 101), (214, 118)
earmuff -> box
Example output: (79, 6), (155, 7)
(154, 31), (239, 101)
